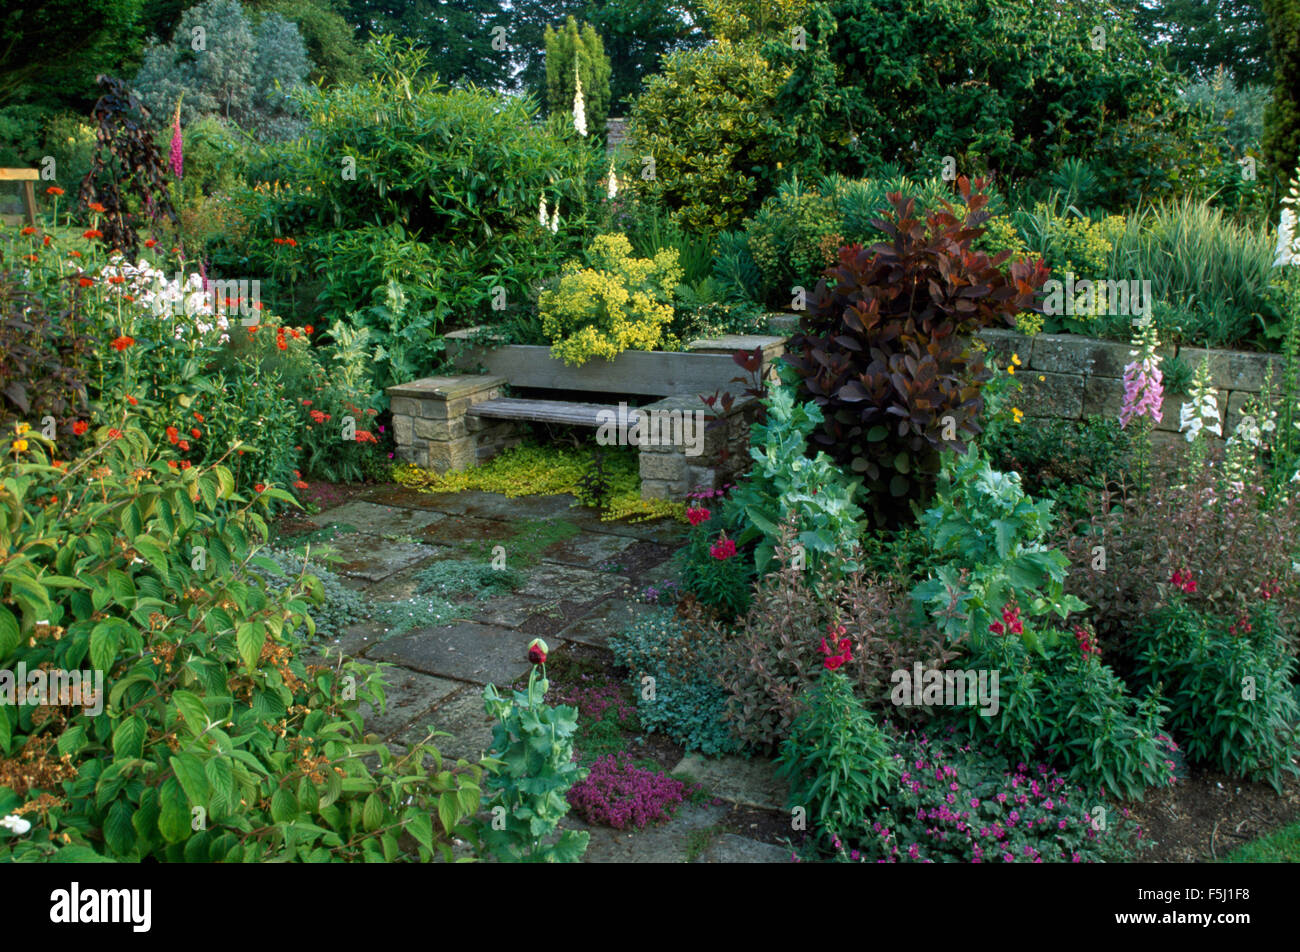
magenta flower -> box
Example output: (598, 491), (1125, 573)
(170, 104), (183, 179)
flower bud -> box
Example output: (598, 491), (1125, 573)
(527, 638), (548, 665)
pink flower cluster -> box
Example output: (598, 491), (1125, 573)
(566, 753), (696, 830)
(709, 535), (737, 560)
(1169, 569), (1198, 594)
(686, 506), (711, 527)
(554, 674), (635, 723)
(1120, 357), (1163, 429)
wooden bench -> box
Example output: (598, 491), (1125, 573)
(0, 168), (40, 227)
(387, 334), (788, 498)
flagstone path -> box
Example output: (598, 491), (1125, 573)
(290, 485), (791, 863)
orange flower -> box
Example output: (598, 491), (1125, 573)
(254, 483), (266, 493)
(69, 250), (82, 258)
(304, 325), (314, 334)
(179, 460), (192, 470)
(191, 428), (201, 439)
(78, 277), (93, 287)
(42, 235), (50, 247)
(127, 395), (138, 406)
(45, 186), (64, 196)
(111, 335), (134, 351)
(286, 238), (297, 247)
(144, 238), (157, 248)
(166, 426), (179, 444)
(276, 336), (288, 351)
(24, 254), (37, 262)
(309, 410), (326, 424)
(108, 275), (125, 284)
(193, 412), (204, 422)
(177, 440), (189, 451)
(20, 227), (36, 236)
(83, 229), (103, 239)
(293, 480), (309, 489)
(107, 428), (123, 440)
(167, 461), (178, 469)
(248, 325), (259, 335)
(72, 421), (88, 436)
(88, 202), (107, 213)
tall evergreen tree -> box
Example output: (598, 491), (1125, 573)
(545, 17), (611, 135)
(1122, 0), (1272, 84)
(1262, 0), (1300, 179)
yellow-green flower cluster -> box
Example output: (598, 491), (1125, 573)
(539, 233), (682, 366)
(392, 443), (687, 524)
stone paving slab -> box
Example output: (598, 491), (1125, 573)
(361, 668), (462, 740)
(535, 531), (639, 569)
(326, 534), (442, 582)
(309, 500), (447, 535)
(416, 515), (521, 549)
(360, 486), (461, 511)
(672, 754), (789, 812)
(692, 834), (791, 864)
(556, 598), (660, 649)
(473, 592), (554, 628)
(395, 687), (497, 763)
(517, 562), (629, 602)
(297, 621), (383, 666)
(369, 622), (541, 685)
(564, 803), (730, 863)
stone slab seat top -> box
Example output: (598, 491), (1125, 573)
(387, 374), (508, 400)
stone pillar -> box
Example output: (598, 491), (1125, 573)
(386, 375), (506, 473)
(636, 392), (759, 500)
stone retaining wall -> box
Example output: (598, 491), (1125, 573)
(977, 329), (1282, 446)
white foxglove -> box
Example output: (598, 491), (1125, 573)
(607, 160), (618, 200)
(550, 202), (560, 234)
(539, 197), (548, 228)
(573, 62), (587, 137)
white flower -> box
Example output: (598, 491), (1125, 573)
(550, 202), (560, 234)
(607, 160), (618, 200)
(573, 62), (587, 137)
(0, 814), (31, 835)
(539, 197), (548, 228)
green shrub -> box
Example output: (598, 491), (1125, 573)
(911, 447), (1087, 649)
(1133, 599), (1300, 791)
(539, 233), (682, 365)
(722, 379), (864, 578)
(0, 425), (488, 862)
(742, 176), (843, 308)
(628, 39), (791, 232)
(608, 608), (742, 757)
(787, 178), (1050, 524)
(675, 520), (754, 621)
(252, 546), (366, 642)
(232, 38), (604, 386)
(775, 667), (898, 842)
(955, 628), (1178, 801)
(480, 661), (589, 863)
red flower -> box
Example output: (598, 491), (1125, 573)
(355, 430), (378, 444)
(1169, 569), (1197, 595)
(254, 483), (266, 493)
(527, 638), (548, 665)
(177, 440), (189, 451)
(709, 536), (737, 560)
(127, 395), (138, 406)
(20, 226), (35, 236)
(43, 235), (51, 247)
(687, 506), (711, 527)
(78, 277), (94, 287)
(309, 409), (326, 424)
(293, 480), (309, 489)
(45, 186), (64, 196)
(301, 399), (312, 407)
(286, 238), (297, 247)
(272, 237), (285, 245)
(69, 250), (82, 258)
(304, 325), (313, 335)
(88, 202), (106, 213)
(276, 335), (288, 351)
(111, 335), (135, 351)
(194, 412), (204, 423)
(179, 460), (192, 470)
(145, 239), (158, 248)
(107, 275), (125, 284)
(167, 460), (178, 469)
(72, 421), (88, 436)
(166, 426), (179, 444)
(191, 428), (201, 439)
(107, 428), (123, 440)
(83, 229), (103, 240)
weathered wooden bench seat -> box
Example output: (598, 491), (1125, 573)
(467, 397), (620, 428)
